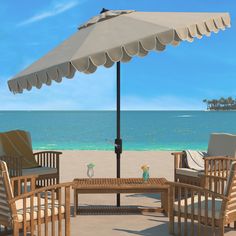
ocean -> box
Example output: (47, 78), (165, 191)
(0, 111), (236, 151)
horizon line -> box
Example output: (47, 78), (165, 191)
(0, 109), (210, 112)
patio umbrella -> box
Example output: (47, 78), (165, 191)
(8, 9), (231, 206)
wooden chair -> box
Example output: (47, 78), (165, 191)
(0, 130), (62, 188)
(173, 153), (235, 186)
(168, 161), (236, 236)
(0, 161), (72, 236)
(173, 133), (236, 186)
(173, 151), (204, 186)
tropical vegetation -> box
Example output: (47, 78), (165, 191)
(203, 97), (236, 110)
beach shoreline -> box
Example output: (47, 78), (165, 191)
(4, 110), (236, 152)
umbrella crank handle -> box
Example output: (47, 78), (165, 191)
(115, 138), (122, 154)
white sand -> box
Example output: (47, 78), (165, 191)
(60, 150), (174, 181)
(53, 151), (235, 235)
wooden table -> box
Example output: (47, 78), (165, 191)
(73, 178), (169, 215)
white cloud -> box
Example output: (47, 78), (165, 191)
(0, 67), (116, 110)
(2, 68), (205, 111)
(18, 1), (79, 26)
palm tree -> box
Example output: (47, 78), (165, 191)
(227, 97), (234, 107)
(219, 97), (227, 109)
(203, 99), (209, 110)
(203, 97), (236, 110)
(211, 99), (218, 109)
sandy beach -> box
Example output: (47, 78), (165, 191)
(59, 150), (174, 182)
(54, 150), (235, 236)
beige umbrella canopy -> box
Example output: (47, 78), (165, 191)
(7, 9), (231, 206)
(8, 10), (230, 93)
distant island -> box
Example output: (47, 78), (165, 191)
(203, 97), (236, 110)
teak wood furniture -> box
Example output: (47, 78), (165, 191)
(73, 177), (169, 216)
(0, 151), (62, 188)
(173, 133), (236, 186)
(168, 161), (236, 236)
(0, 129), (62, 188)
(173, 152), (235, 186)
(0, 161), (72, 236)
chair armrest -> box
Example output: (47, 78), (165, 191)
(171, 152), (186, 169)
(10, 182), (73, 202)
(171, 152), (185, 155)
(33, 151), (62, 169)
(9, 182), (73, 235)
(167, 181), (229, 201)
(167, 181), (228, 224)
(33, 151), (62, 156)
(10, 175), (38, 196)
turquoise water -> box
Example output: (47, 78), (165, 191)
(0, 111), (236, 151)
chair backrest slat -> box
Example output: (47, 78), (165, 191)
(0, 161), (14, 221)
(224, 161), (236, 216)
(0, 178), (11, 219)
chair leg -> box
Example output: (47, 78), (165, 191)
(169, 214), (174, 234)
(168, 186), (175, 235)
(65, 187), (71, 236)
(12, 224), (18, 236)
(219, 220), (224, 236)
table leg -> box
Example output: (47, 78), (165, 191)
(161, 191), (168, 215)
(74, 190), (78, 217)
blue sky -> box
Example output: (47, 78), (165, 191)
(0, 0), (235, 110)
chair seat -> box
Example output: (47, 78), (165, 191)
(174, 196), (222, 219)
(16, 197), (65, 222)
(176, 168), (203, 178)
(22, 167), (57, 176)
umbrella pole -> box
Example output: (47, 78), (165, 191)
(115, 61), (122, 207)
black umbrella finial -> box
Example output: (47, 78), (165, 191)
(100, 8), (109, 14)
